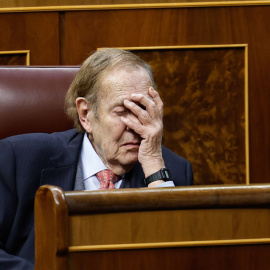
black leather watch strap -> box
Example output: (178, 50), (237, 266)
(144, 168), (173, 185)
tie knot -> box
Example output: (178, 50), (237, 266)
(96, 169), (120, 189)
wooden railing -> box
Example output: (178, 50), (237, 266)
(35, 184), (270, 269)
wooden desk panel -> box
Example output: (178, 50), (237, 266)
(68, 245), (270, 270)
(0, 12), (59, 65)
(35, 185), (270, 270)
(69, 208), (270, 247)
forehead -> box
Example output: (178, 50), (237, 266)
(100, 66), (152, 100)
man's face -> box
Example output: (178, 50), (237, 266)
(87, 66), (153, 174)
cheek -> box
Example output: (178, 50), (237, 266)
(99, 117), (126, 144)
(111, 120), (126, 140)
(101, 117), (125, 147)
(101, 122), (125, 154)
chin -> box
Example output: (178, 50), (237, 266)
(120, 152), (138, 166)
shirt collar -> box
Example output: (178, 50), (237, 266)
(80, 132), (108, 180)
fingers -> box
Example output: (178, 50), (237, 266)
(123, 87), (163, 124)
(149, 87), (163, 114)
(121, 115), (145, 136)
(123, 99), (151, 125)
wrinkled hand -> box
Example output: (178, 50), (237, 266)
(121, 87), (165, 179)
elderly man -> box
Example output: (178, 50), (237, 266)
(0, 48), (193, 269)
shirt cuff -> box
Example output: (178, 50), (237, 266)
(154, 180), (175, 188)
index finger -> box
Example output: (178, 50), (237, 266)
(148, 87), (163, 113)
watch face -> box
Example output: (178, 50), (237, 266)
(164, 170), (169, 178)
(162, 169), (172, 179)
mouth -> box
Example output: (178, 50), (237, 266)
(122, 142), (140, 149)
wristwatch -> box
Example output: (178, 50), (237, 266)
(144, 168), (173, 185)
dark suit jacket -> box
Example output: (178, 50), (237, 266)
(0, 129), (193, 270)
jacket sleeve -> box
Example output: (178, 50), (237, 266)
(0, 139), (34, 270)
(186, 160), (194, 185)
(162, 146), (194, 186)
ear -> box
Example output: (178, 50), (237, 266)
(76, 97), (94, 133)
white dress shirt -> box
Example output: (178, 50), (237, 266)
(80, 133), (175, 190)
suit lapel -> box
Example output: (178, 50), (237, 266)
(120, 162), (147, 188)
(40, 131), (84, 191)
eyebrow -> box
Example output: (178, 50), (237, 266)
(108, 99), (125, 111)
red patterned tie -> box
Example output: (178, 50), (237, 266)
(96, 169), (121, 189)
